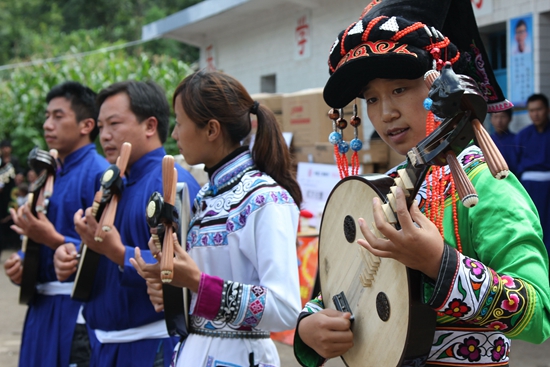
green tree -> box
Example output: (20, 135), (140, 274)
(0, 0), (202, 65)
(0, 51), (193, 166)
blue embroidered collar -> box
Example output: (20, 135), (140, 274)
(206, 147), (255, 196)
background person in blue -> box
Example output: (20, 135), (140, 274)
(515, 93), (550, 255)
(55, 80), (200, 367)
(490, 109), (517, 174)
(3, 81), (108, 367)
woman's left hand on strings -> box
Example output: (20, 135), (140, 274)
(358, 186), (444, 280)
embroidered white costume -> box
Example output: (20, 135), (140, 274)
(175, 148), (301, 367)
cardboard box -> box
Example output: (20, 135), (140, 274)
(249, 93), (283, 134)
(251, 93), (283, 114)
(314, 142), (337, 164)
(291, 144), (316, 164)
(282, 88), (358, 146)
(362, 139), (389, 165)
(362, 163), (375, 174)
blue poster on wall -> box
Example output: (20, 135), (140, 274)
(509, 14), (534, 108)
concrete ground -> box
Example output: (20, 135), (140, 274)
(1, 249), (550, 367)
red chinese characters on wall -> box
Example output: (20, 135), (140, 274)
(295, 14), (311, 60)
(471, 0), (483, 9)
(205, 44), (216, 71)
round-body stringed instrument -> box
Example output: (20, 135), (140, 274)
(318, 63), (509, 366)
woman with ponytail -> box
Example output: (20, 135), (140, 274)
(166, 70), (301, 367)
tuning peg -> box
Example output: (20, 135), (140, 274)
(472, 119), (509, 179)
(446, 151), (478, 208)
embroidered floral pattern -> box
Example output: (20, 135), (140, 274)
(444, 298), (471, 318)
(225, 191), (291, 235)
(501, 293), (520, 313)
(435, 250), (533, 336)
(501, 275), (515, 288)
(457, 336), (481, 362)
(464, 258), (484, 279)
(487, 320), (508, 331)
(430, 329), (511, 365)
(463, 41), (499, 103)
(491, 337), (507, 362)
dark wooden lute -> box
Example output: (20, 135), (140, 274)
(71, 142), (131, 301)
(19, 147), (58, 305)
(145, 155), (190, 337)
(318, 63), (509, 366)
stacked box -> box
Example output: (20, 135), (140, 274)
(282, 88), (357, 164)
(249, 93), (284, 132)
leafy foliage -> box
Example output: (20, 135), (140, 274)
(0, 0), (202, 166)
(0, 52), (193, 165)
(0, 0), (202, 65)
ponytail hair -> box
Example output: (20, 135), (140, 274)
(173, 70), (302, 207)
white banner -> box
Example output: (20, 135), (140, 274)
(297, 162), (362, 228)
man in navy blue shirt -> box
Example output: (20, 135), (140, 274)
(515, 93), (550, 254)
(490, 109), (517, 174)
(56, 80), (200, 367)
(4, 81), (108, 367)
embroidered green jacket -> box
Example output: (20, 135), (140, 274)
(294, 146), (550, 366)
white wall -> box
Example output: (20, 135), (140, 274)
(198, 0), (366, 93)
(197, 0), (550, 97)
(192, 0), (549, 136)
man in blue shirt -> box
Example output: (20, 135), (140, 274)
(515, 93), (550, 254)
(490, 109), (517, 174)
(56, 80), (200, 367)
(4, 81), (108, 367)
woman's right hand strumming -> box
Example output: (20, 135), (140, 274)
(298, 309), (354, 359)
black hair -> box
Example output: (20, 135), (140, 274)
(491, 109), (513, 119)
(173, 70), (302, 207)
(96, 80), (170, 143)
(527, 93), (549, 108)
(515, 19), (527, 31)
(46, 81), (99, 141)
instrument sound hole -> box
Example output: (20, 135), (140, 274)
(376, 292), (390, 321)
(343, 215), (356, 243)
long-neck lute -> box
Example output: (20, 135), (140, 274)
(71, 142), (131, 301)
(19, 147), (58, 305)
(146, 155), (190, 337)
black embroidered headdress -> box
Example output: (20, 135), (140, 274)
(323, 0), (512, 112)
